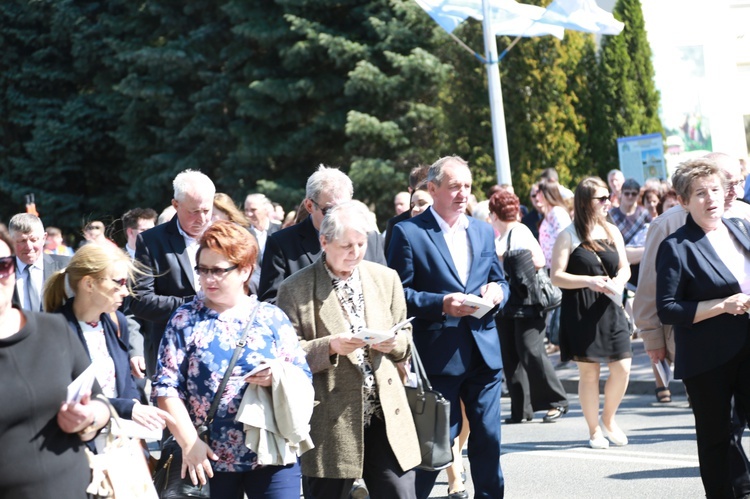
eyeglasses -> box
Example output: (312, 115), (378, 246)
(593, 195), (611, 203)
(622, 191), (639, 197)
(0, 257), (15, 279)
(727, 179), (745, 190)
(110, 278), (128, 288)
(98, 277), (128, 289)
(195, 265), (238, 278)
(310, 199), (332, 216)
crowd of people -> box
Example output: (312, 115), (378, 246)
(3, 152), (750, 499)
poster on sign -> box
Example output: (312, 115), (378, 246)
(616, 133), (666, 185)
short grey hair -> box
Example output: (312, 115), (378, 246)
(305, 165), (353, 202)
(244, 193), (268, 207)
(671, 158), (723, 202)
(319, 201), (372, 243)
(8, 213), (44, 236)
(427, 156), (469, 186)
(173, 169), (216, 202)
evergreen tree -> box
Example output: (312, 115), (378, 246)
(0, 0), (127, 231)
(240, 0), (451, 227)
(590, 0), (663, 175)
(436, 4), (595, 201)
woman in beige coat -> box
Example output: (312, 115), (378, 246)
(277, 201), (420, 499)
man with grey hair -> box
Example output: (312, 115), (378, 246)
(258, 165), (386, 304)
(8, 213), (69, 311)
(244, 193), (281, 270)
(131, 169), (215, 377)
(387, 155), (508, 499)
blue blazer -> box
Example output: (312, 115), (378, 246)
(656, 215), (750, 379)
(387, 209), (509, 376)
(60, 301), (140, 418)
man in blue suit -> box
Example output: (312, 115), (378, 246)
(387, 156), (509, 499)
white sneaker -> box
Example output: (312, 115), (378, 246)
(600, 418), (628, 446)
(588, 432), (610, 449)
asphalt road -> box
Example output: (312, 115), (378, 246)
(427, 392), (707, 498)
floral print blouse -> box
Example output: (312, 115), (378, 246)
(153, 295), (311, 472)
(539, 206), (572, 269)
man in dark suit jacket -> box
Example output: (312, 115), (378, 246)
(258, 165), (386, 303)
(131, 169), (215, 377)
(387, 156), (509, 499)
(8, 213), (70, 311)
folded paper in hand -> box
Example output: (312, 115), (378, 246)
(601, 280), (623, 305)
(654, 358), (673, 387)
(461, 294), (494, 319)
(354, 317), (414, 345)
(67, 363), (97, 404)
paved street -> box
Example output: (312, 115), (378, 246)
(428, 393), (702, 498)
(427, 337), (710, 498)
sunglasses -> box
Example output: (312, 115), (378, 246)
(593, 195), (611, 203)
(195, 265), (238, 278)
(110, 278), (128, 288)
(0, 256), (15, 279)
(622, 191), (639, 197)
(310, 199), (333, 216)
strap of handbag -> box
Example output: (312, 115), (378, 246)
(504, 226), (516, 253)
(203, 303), (260, 428)
(408, 336), (433, 398)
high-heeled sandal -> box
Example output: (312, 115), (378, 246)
(542, 405), (568, 423)
(655, 387), (672, 403)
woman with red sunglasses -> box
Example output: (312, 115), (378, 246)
(44, 243), (173, 450)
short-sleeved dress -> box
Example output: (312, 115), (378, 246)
(559, 227), (632, 363)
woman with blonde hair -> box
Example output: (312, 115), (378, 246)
(44, 244), (173, 436)
(550, 177), (632, 449)
(213, 192), (251, 227)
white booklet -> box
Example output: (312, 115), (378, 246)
(354, 317), (414, 345)
(66, 363), (97, 404)
(601, 280), (624, 305)
(654, 358), (673, 387)
(461, 294), (495, 319)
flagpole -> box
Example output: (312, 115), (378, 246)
(481, 0), (512, 186)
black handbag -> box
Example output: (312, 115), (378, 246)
(533, 268), (562, 312)
(501, 227), (550, 318)
(404, 338), (453, 471)
(152, 437), (210, 499)
(152, 304), (259, 499)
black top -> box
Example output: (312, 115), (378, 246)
(0, 310), (95, 498)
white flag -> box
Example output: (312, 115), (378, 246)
(539, 0), (624, 35)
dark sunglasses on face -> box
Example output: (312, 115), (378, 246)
(110, 278), (128, 288)
(195, 265), (238, 278)
(622, 191), (639, 197)
(593, 195), (611, 203)
(310, 199), (332, 216)
(0, 256), (15, 279)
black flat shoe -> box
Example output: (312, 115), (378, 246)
(542, 406), (569, 423)
(448, 489), (469, 499)
(504, 417), (532, 424)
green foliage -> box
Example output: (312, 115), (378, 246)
(0, 0), (663, 237)
(590, 0), (663, 175)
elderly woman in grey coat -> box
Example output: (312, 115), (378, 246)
(277, 201), (420, 499)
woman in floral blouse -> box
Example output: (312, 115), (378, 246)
(154, 220), (311, 499)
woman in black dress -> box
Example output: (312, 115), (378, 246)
(550, 177), (632, 449)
